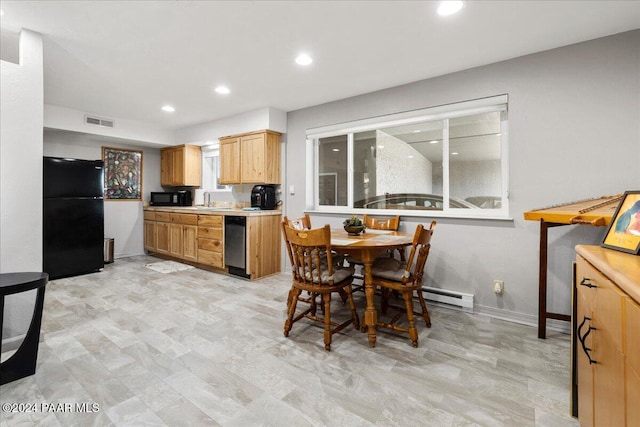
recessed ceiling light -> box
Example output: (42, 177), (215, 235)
(332, 148), (340, 152)
(295, 53), (313, 66)
(412, 130), (421, 133)
(215, 86), (230, 95)
(438, 1), (464, 16)
(430, 140), (439, 144)
(378, 145), (385, 149)
(161, 105), (175, 112)
(408, 155), (414, 159)
(451, 152), (459, 155)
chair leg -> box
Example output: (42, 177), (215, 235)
(337, 289), (348, 304)
(381, 288), (390, 314)
(416, 289), (431, 328)
(403, 291), (418, 348)
(284, 288), (301, 337)
(344, 285), (360, 331)
(323, 293), (332, 351)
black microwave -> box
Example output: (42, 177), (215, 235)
(150, 191), (192, 206)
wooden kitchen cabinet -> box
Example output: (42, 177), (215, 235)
(144, 211), (156, 251)
(161, 144), (202, 186)
(575, 245), (640, 427)
(219, 137), (241, 184)
(246, 215), (281, 279)
(219, 130), (281, 185)
(197, 215), (224, 268)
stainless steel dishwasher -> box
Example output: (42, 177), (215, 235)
(224, 216), (249, 278)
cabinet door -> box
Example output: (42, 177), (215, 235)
(626, 298), (640, 427)
(169, 223), (183, 258)
(183, 225), (198, 262)
(183, 145), (202, 186)
(172, 149), (185, 186)
(240, 133), (266, 183)
(156, 222), (170, 254)
(220, 138), (241, 184)
(160, 150), (172, 186)
(144, 220), (156, 251)
(593, 328), (625, 427)
(576, 280), (595, 427)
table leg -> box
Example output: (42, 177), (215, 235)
(363, 259), (377, 348)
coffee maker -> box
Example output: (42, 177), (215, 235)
(250, 185), (277, 210)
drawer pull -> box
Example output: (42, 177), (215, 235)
(579, 277), (596, 288)
(577, 316), (598, 365)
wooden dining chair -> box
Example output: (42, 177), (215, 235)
(347, 214), (402, 292)
(282, 224), (360, 351)
(363, 214), (404, 261)
(370, 221), (436, 347)
(282, 215), (317, 308)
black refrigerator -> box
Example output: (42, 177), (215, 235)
(43, 156), (105, 279)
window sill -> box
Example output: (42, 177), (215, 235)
(305, 208), (514, 222)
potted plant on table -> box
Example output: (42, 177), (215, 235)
(343, 215), (366, 236)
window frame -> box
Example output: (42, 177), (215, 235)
(201, 143), (232, 193)
(306, 95), (511, 220)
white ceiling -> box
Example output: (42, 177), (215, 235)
(1, 1), (639, 131)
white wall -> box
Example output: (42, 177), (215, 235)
(0, 30), (44, 345)
(175, 107), (287, 144)
(43, 129), (163, 258)
(45, 104), (175, 147)
(284, 30), (640, 328)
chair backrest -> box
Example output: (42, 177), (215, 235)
(283, 214), (312, 230)
(402, 221), (436, 286)
(283, 224), (338, 286)
(363, 214), (400, 231)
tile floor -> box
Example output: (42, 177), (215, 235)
(0, 256), (579, 426)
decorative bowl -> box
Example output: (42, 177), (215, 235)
(344, 224), (365, 236)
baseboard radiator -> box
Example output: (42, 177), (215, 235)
(421, 286), (474, 313)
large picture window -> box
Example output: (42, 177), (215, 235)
(308, 95), (509, 218)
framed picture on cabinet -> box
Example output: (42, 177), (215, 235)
(601, 190), (640, 255)
(102, 146), (143, 200)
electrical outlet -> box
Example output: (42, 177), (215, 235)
(493, 280), (504, 295)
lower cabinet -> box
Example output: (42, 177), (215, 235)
(626, 298), (640, 427)
(575, 246), (640, 427)
(197, 215), (224, 268)
(143, 209), (281, 279)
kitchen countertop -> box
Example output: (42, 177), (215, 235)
(144, 206), (282, 217)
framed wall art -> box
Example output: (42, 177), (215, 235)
(601, 190), (640, 255)
(102, 146), (143, 200)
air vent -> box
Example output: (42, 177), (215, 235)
(84, 115), (115, 128)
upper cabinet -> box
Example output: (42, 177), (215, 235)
(161, 144), (202, 186)
(219, 130), (281, 185)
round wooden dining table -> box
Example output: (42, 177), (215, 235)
(330, 228), (413, 347)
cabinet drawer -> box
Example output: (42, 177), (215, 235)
(198, 249), (223, 268)
(198, 227), (222, 240)
(198, 215), (223, 227)
(155, 212), (171, 222)
(626, 298), (640, 375)
(171, 213), (197, 225)
(144, 211), (155, 220)
(198, 238), (222, 252)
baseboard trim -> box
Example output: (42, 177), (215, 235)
(474, 304), (571, 334)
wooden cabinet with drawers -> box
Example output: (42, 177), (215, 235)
(143, 209), (281, 279)
(161, 144), (202, 186)
(574, 245), (640, 427)
(219, 130), (281, 185)
(197, 215), (224, 268)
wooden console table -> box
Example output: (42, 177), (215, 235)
(0, 272), (49, 385)
(524, 195), (620, 338)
